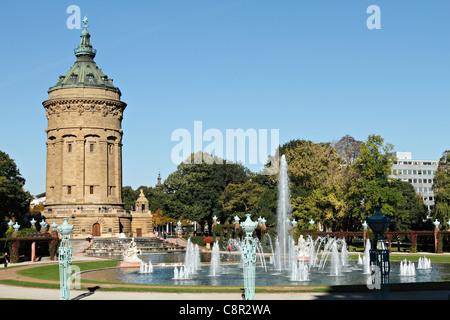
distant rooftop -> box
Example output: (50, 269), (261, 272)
(393, 152), (412, 160)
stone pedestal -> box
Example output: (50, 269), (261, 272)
(118, 262), (141, 268)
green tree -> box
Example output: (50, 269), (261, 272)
(219, 178), (265, 222)
(161, 152), (250, 233)
(433, 150), (450, 230)
(281, 140), (340, 192)
(333, 134), (362, 166)
(388, 179), (428, 231)
(0, 150), (32, 228)
(252, 174), (278, 227)
(281, 139), (346, 231)
(346, 135), (404, 230)
(122, 186), (139, 211)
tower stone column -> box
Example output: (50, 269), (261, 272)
(42, 17), (131, 238)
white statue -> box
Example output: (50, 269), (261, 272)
(297, 235), (310, 260)
(122, 238), (142, 263)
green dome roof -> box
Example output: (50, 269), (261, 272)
(49, 17), (121, 95)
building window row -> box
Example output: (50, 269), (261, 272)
(415, 187), (433, 193)
(393, 169), (435, 176)
(394, 161), (438, 166)
(407, 178), (435, 184)
(67, 185), (95, 195)
(66, 143), (96, 152)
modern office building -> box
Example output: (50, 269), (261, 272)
(390, 152), (438, 212)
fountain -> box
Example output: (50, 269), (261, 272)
(329, 240), (342, 276)
(417, 256), (432, 270)
(139, 260), (153, 273)
(400, 259), (416, 276)
(274, 154), (292, 271)
(357, 254), (363, 265)
(174, 266), (187, 280)
(174, 237), (201, 280)
(341, 238), (348, 267)
(290, 260), (309, 281)
(83, 154), (448, 288)
(362, 239), (371, 274)
(210, 240), (221, 276)
(289, 237), (310, 281)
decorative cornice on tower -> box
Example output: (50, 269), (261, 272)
(43, 98), (126, 119)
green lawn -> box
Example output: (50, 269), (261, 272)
(16, 260), (119, 282)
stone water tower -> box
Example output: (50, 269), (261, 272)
(42, 17), (131, 238)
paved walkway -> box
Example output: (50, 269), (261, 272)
(0, 283), (448, 300)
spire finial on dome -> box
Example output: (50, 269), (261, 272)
(82, 16), (88, 30)
(74, 16), (97, 58)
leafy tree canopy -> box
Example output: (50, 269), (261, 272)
(0, 150), (32, 226)
(161, 152), (250, 230)
(433, 150), (450, 230)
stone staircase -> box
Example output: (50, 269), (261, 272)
(83, 237), (183, 256)
(71, 239), (92, 256)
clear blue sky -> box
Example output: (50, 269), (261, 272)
(0, 0), (449, 196)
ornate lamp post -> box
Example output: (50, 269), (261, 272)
(433, 219), (440, 253)
(13, 222), (20, 233)
(177, 220), (182, 238)
(433, 219), (440, 230)
(51, 221), (58, 232)
(240, 214), (258, 300)
(40, 219), (48, 234)
(234, 215), (240, 237)
(367, 205), (391, 300)
(57, 218), (74, 300)
(362, 220), (368, 248)
(260, 217), (267, 232)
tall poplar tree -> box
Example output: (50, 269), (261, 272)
(433, 150), (450, 230)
